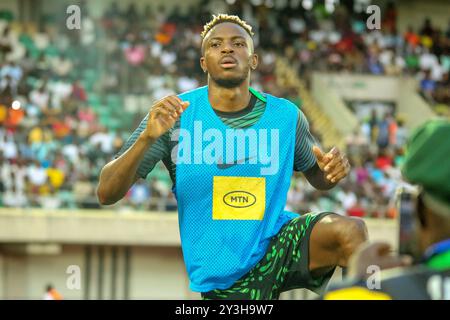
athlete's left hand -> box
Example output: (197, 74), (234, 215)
(312, 146), (350, 184)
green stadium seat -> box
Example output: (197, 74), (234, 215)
(19, 34), (34, 49)
(0, 10), (14, 22)
(28, 47), (41, 59)
(107, 94), (122, 107)
(45, 45), (59, 58)
(146, 164), (171, 188)
(87, 93), (102, 107)
(105, 118), (122, 131)
(26, 77), (38, 88)
(96, 107), (111, 118)
(405, 55), (419, 69)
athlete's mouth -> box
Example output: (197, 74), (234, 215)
(220, 56), (238, 68)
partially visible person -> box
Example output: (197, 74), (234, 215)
(324, 119), (450, 300)
(43, 284), (63, 300)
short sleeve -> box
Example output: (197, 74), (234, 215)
(293, 109), (319, 172)
(115, 114), (170, 179)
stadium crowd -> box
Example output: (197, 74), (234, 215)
(0, 1), (448, 218)
(258, 1), (450, 114)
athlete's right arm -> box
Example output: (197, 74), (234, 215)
(96, 95), (189, 205)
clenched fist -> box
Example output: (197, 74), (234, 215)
(141, 95), (190, 141)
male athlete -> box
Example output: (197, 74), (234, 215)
(97, 14), (368, 300)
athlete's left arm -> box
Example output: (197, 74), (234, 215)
(303, 162), (336, 190)
(293, 109), (350, 190)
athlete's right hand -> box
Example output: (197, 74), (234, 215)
(141, 95), (190, 141)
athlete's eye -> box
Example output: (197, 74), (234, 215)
(234, 42), (245, 47)
(210, 42), (221, 48)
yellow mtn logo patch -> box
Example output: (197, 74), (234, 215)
(213, 176), (265, 220)
(223, 191), (256, 208)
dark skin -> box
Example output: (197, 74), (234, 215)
(200, 22), (258, 113)
(309, 214), (368, 275)
(200, 23), (350, 190)
(305, 146), (350, 190)
(417, 197), (450, 253)
(201, 22), (365, 276)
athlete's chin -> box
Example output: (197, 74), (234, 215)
(212, 75), (247, 89)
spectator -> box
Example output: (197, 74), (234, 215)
(376, 114), (391, 149)
(27, 160), (48, 194)
(395, 119), (408, 148)
(89, 126), (115, 155)
(29, 84), (49, 112)
(347, 200), (366, 218)
(368, 109), (378, 143)
(50, 54), (73, 78)
(336, 184), (357, 214)
(0, 61), (23, 95)
(1, 132), (18, 160)
(375, 148), (393, 171)
(124, 40), (146, 66)
(38, 186), (62, 209)
(73, 174), (95, 208)
(129, 180), (151, 210)
(420, 69), (437, 102)
(2, 184), (28, 208)
(43, 284), (63, 300)
(419, 18), (434, 37)
(404, 26), (420, 50)
(0, 25), (13, 60)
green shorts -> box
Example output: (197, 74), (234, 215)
(201, 212), (336, 300)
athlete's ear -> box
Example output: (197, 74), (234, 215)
(200, 56), (207, 73)
(250, 53), (258, 70)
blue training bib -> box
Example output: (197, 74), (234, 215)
(173, 86), (299, 292)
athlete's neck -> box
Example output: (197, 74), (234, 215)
(207, 79), (251, 113)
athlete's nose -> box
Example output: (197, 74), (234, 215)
(221, 43), (234, 54)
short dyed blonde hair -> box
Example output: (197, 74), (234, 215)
(201, 14), (254, 39)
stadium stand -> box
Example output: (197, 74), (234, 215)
(0, 0), (449, 220)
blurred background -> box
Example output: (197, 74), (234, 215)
(0, 0), (448, 299)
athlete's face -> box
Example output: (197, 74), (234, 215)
(200, 22), (258, 88)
